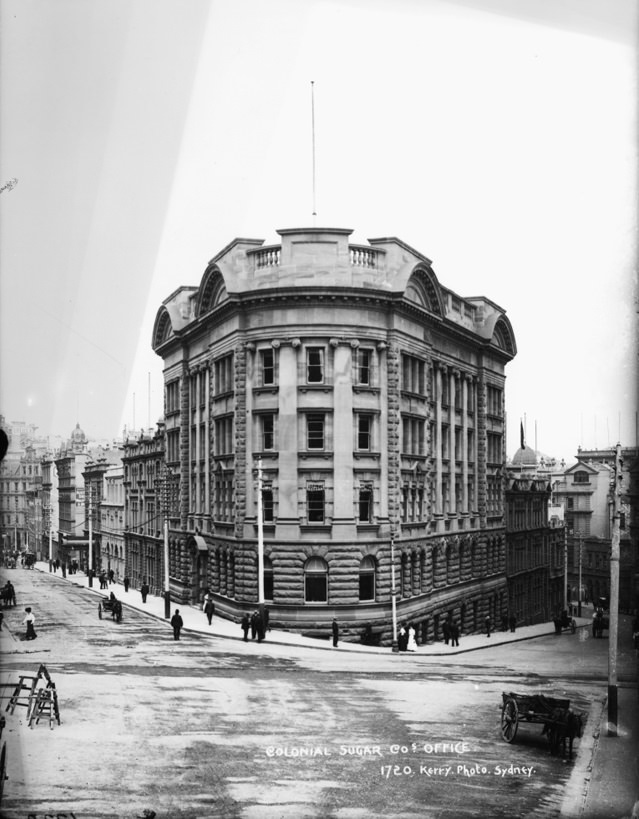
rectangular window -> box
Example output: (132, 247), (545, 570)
(306, 347), (324, 383)
(487, 385), (503, 417)
(357, 349), (371, 385)
(166, 380), (180, 414)
(401, 354), (425, 394)
(307, 414), (325, 450)
(261, 415), (275, 451)
(487, 432), (502, 465)
(357, 415), (372, 450)
(215, 354), (234, 395)
(262, 485), (274, 522)
(260, 349), (275, 385)
(167, 430), (180, 463)
(358, 486), (373, 522)
(402, 417), (425, 455)
(215, 417), (234, 456)
(307, 485), (325, 522)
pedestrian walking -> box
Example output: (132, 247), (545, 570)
(407, 624), (417, 651)
(203, 595), (215, 626)
(442, 618), (451, 645)
(508, 615), (517, 633)
(250, 611), (258, 640)
(256, 610), (265, 642)
(123, 575), (130, 593)
(398, 624), (407, 651)
(450, 621), (460, 647)
(6, 582), (15, 607)
(141, 582), (150, 603)
(241, 613), (250, 641)
(170, 609), (183, 640)
(332, 618), (339, 648)
(55, 558), (60, 571)
(99, 571), (108, 590)
(485, 615), (491, 638)
(23, 607), (37, 640)
(108, 569), (115, 585)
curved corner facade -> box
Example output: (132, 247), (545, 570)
(152, 227), (516, 644)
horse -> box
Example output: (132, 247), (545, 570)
(542, 707), (584, 759)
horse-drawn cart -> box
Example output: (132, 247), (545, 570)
(98, 597), (123, 623)
(500, 691), (583, 759)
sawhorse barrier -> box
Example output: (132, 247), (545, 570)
(5, 665), (60, 729)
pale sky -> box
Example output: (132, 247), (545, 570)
(1, 0), (637, 462)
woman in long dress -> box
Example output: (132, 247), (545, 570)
(23, 607), (37, 640)
(407, 624), (417, 652)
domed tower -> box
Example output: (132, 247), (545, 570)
(511, 444), (538, 472)
(70, 422), (88, 453)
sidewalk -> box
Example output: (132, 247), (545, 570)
(33, 561), (591, 655)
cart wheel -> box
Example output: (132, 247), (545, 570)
(570, 619), (576, 634)
(98, 603), (102, 620)
(501, 698), (519, 743)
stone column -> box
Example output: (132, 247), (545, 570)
(435, 363), (444, 515)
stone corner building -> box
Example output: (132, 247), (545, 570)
(151, 227), (516, 644)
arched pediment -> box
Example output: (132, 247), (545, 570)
(404, 267), (444, 316)
(152, 307), (174, 349)
(197, 267), (228, 317)
(490, 316), (516, 356)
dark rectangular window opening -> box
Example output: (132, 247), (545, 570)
(358, 349), (371, 385)
(358, 416), (371, 450)
(307, 348), (324, 383)
(261, 349), (274, 385)
(358, 488), (373, 522)
(307, 488), (325, 522)
(307, 415), (325, 449)
(262, 487), (274, 522)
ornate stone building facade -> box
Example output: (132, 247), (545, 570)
(152, 227), (517, 643)
(122, 423), (166, 595)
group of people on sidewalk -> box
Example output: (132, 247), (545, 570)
(240, 607), (270, 642)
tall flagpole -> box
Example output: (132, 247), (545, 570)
(311, 81), (317, 224)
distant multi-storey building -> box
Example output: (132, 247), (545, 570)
(151, 226), (517, 643)
(101, 461), (125, 581)
(0, 417), (48, 555)
(551, 446), (638, 611)
(122, 422), (166, 594)
(505, 444), (565, 625)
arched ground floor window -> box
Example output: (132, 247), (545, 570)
(304, 556), (328, 602)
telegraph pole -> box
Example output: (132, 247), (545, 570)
(88, 486), (93, 586)
(256, 459), (265, 624)
(607, 442), (622, 736)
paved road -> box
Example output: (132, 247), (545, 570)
(0, 567), (630, 819)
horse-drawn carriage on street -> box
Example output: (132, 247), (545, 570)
(98, 595), (123, 623)
(552, 610), (577, 634)
(500, 691), (584, 759)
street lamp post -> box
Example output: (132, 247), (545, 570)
(578, 534), (583, 617)
(156, 467), (176, 620)
(390, 536), (399, 652)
